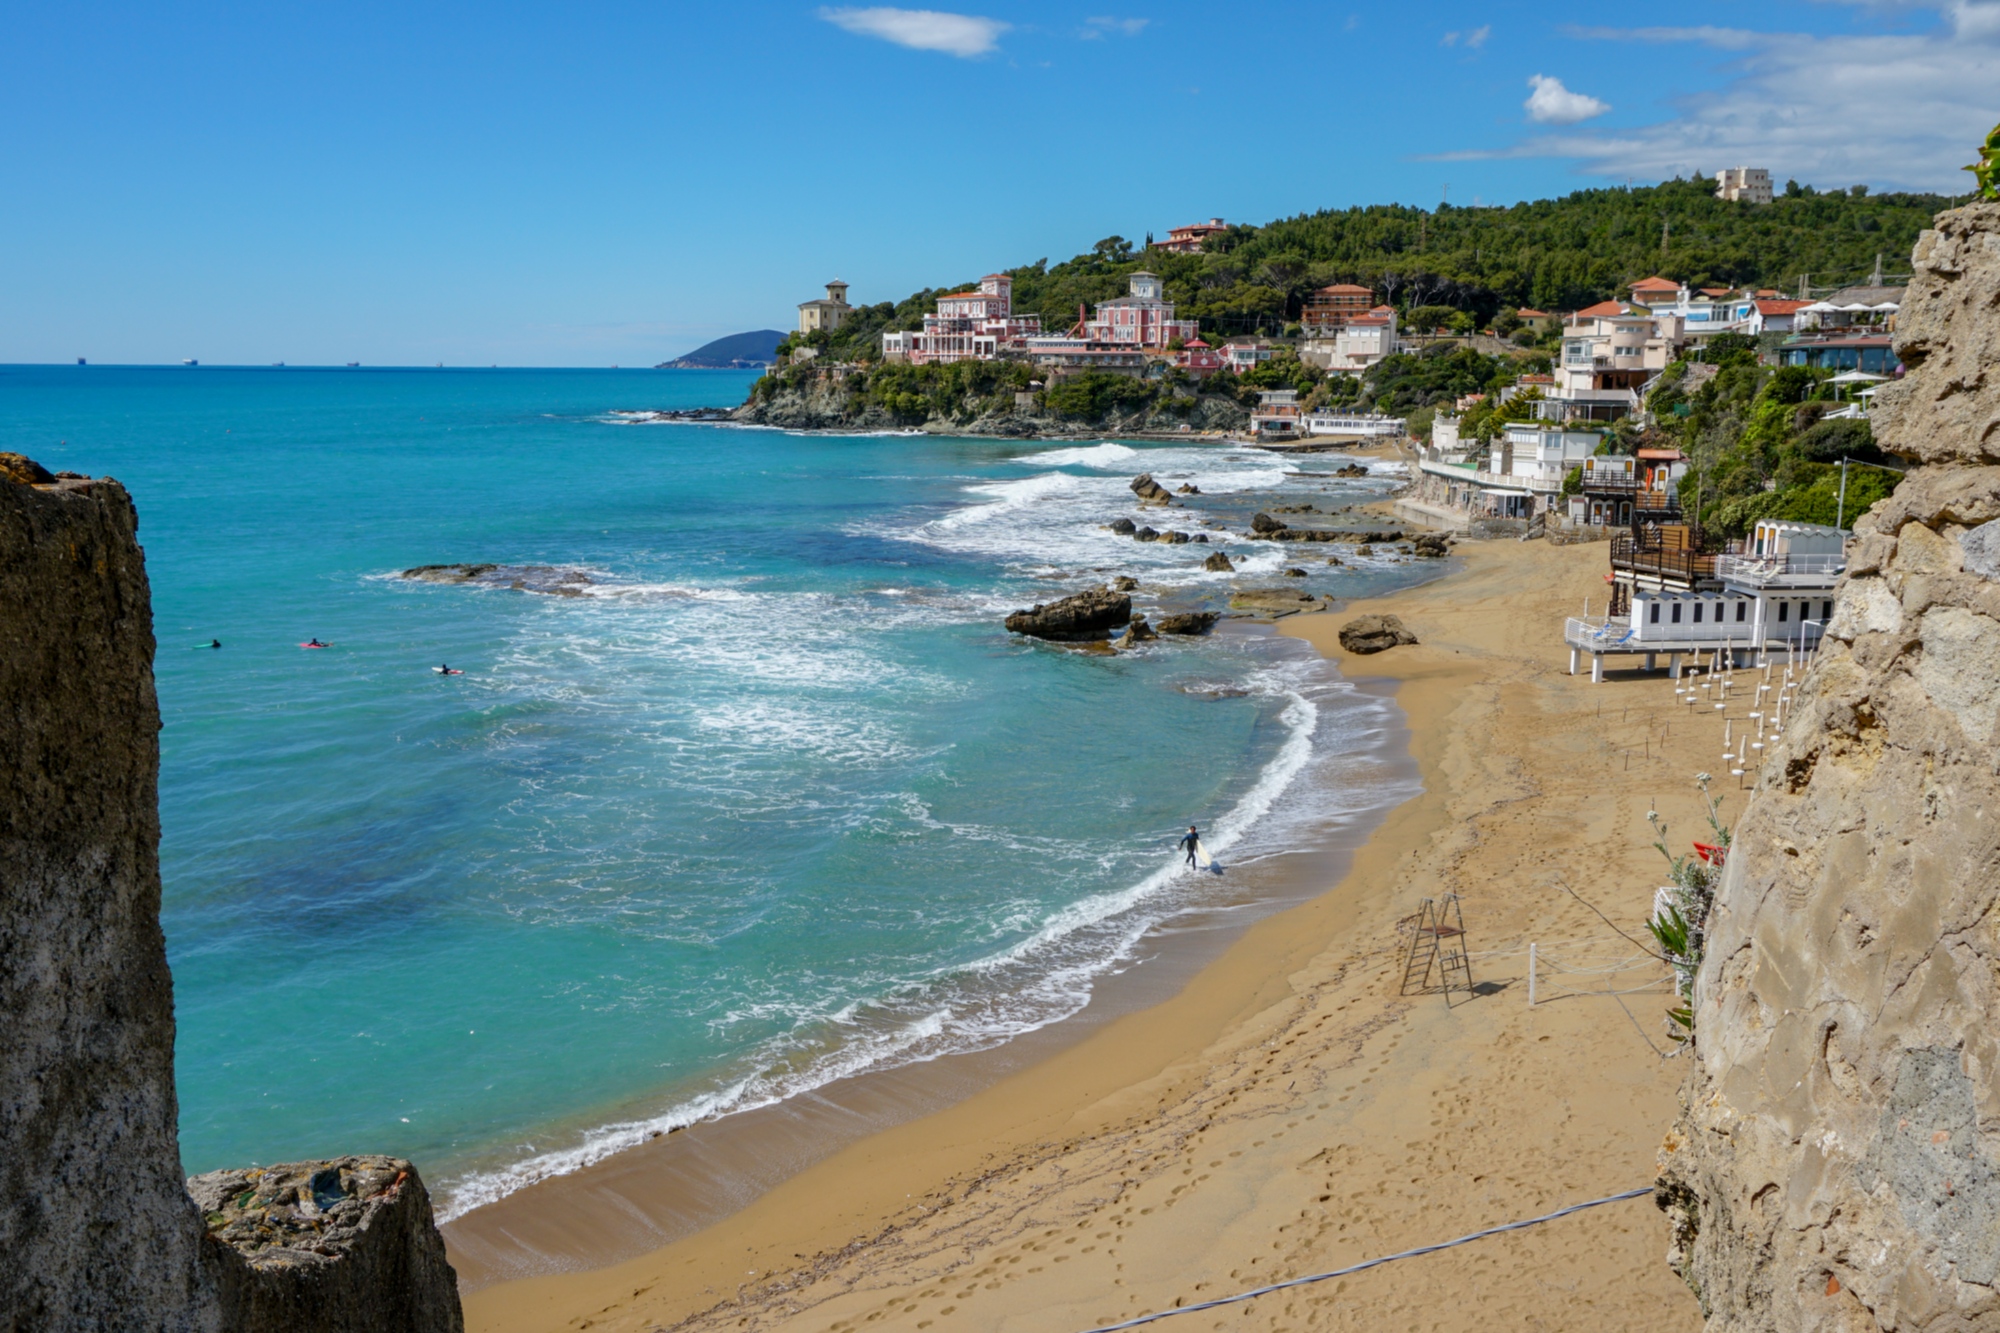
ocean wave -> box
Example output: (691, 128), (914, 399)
(433, 641), (1412, 1223)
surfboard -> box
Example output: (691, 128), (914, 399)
(433, 668), (463, 675)
(1193, 838), (1215, 871)
(299, 642), (331, 649)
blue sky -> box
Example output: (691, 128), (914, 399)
(3, 1), (1995, 365)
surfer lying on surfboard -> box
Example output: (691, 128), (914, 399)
(434, 663), (462, 675)
(301, 638), (329, 648)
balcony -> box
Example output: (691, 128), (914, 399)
(1611, 534), (1717, 584)
(1714, 552), (1846, 588)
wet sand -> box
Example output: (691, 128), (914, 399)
(464, 536), (1725, 1333)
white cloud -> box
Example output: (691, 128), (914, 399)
(818, 7), (1008, 57)
(1525, 74), (1611, 124)
(1459, 8), (2000, 190)
(1082, 16), (1149, 39)
(1443, 24), (1491, 48)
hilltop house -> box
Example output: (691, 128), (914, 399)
(1540, 302), (1679, 423)
(798, 281), (853, 334)
(883, 274), (1044, 365)
(1300, 284), (1375, 335)
(1221, 340), (1274, 375)
(1714, 167), (1774, 204)
(1152, 218), (1229, 254)
(1300, 306), (1399, 374)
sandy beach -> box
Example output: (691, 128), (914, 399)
(462, 534), (1739, 1333)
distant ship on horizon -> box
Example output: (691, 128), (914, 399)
(182, 358), (198, 366)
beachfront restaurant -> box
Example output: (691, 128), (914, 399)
(1564, 518), (1847, 681)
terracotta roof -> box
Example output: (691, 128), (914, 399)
(1637, 448), (1685, 460)
(1518, 308), (1550, 317)
(1313, 283), (1373, 296)
(1573, 300), (1631, 318)
(1755, 299), (1812, 314)
(1629, 276), (1681, 293)
(1698, 287), (1733, 297)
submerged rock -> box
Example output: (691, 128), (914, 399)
(401, 564), (592, 596)
(1116, 618), (1159, 648)
(1004, 587), (1132, 640)
(1337, 614), (1417, 654)
(1156, 612), (1220, 635)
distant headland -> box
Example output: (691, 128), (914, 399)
(655, 330), (783, 369)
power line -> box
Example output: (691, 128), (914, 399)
(1071, 1187), (1656, 1333)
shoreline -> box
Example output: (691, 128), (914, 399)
(441, 622), (1420, 1287)
(461, 535), (1720, 1333)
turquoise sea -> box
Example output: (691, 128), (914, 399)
(2, 365), (1426, 1219)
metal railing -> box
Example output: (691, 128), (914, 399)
(1714, 553), (1847, 585)
(1610, 535), (1717, 582)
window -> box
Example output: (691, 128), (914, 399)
(1671, 603), (1682, 624)
(1736, 601), (1748, 622)
(1822, 600), (1834, 621)
(1650, 603), (1660, 624)
(1777, 601), (1788, 622)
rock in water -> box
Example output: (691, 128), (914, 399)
(1176, 483), (1201, 495)
(1250, 511), (1287, 536)
(1108, 517), (1137, 535)
(1203, 551), (1235, 573)
(1156, 612), (1219, 635)
(1160, 530), (1191, 545)
(1337, 614), (1417, 653)
(1112, 575), (1140, 591)
(193, 1157), (463, 1332)
(1658, 201), (2000, 1331)
(1004, 587), (1132, 640)
(1132, 526), (1160, 542)
(1116, 618), (1158, 648)
(1129, 473), (1174, 504)
(1282, 567), (1307, 578)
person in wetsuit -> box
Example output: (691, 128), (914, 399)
(209, 639), (221, 649)
(1179, 825), (1201, 867)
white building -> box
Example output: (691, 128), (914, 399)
(1715, 167), (1774, 204)
(1249, 389), (1302, 439)
(1300, 306), (1400, 374)
(1541, 302), (1679, 423)
(1304, 411), (1405, 439)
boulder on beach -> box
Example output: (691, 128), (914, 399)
(1108, 517), (1137, 535)
(1411, 533), (1450, 558)
(1130, 473), (1174, 505)
(1156, 612), (1219, 636)
(1112, 575), (1140, 591)
(1337, 614), (1418, 654)
(1004, 587), (1133, 641)
(1203, 551), (1235, 573)
(1117, 618), (1159, 648)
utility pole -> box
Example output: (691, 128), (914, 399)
(1871, 252), (1883, 286)
(1662, 217), (1671, 255)
(1838, 457), (1849, 530)
(1442, 182), (1449, 205)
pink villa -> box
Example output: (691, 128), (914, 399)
(882, 274), (1043, 365)
(1082, 272), (1198, 349)
(1151, 218), (1229, 254)
(1176, 338), (1222, 376)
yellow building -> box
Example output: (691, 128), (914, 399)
(798, 281), (852, 334)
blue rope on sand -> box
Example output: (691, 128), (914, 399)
(1072, 1185), (1656, 1333)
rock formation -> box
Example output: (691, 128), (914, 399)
(1248, 512), (1403, 544)
(1203, 551), (1235, 573)
(401, 563), (593, 596)
(1, 470), (218, 1328)
(192, 1158), (463, 1332)
(1129, 474), (1174, 505)
(1004, 587), (1133, 640)
(1336, 614), (1418, 654)
(1, 462), (463, 1331)
(1108, 518), (1137, 535)
(1155, 612), (1219, 635)
(1115, 618), (1158, 648)
(1656, 201), (2000, 1331)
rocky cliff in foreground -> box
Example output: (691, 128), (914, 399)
(0, 458), (463, 1331)
(1657, 202), (2000, 1330)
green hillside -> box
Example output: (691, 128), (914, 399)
(784, 177), (1957, 360)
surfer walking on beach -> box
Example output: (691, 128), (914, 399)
(1179, 824), (1201, 867)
